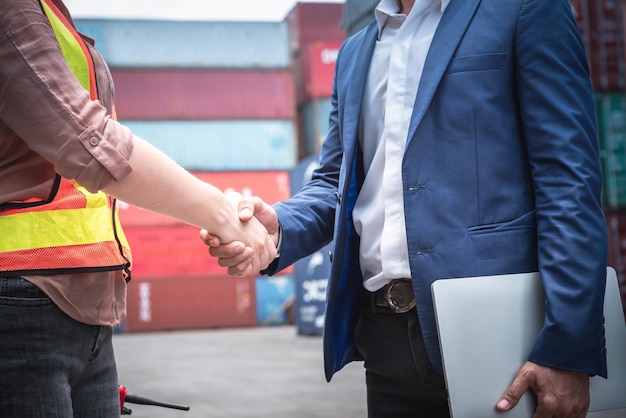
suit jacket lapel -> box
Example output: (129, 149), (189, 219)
(406, 0), (482, 147)
(342, 22), (378, 156)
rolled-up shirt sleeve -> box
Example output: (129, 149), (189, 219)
(0, 0), (133, 193)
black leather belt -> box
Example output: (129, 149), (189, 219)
(373, 279), (416, 313)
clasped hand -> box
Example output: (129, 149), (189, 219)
(200, 195), (279, 276)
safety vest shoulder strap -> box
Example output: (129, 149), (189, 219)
(40, 0), (97, 99)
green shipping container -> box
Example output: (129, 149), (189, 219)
(596, 93), (626, 210)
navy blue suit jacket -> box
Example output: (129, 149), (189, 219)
(266, 0), (608, 381)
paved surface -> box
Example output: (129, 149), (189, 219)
(113, 326), (626, 418)
(114, 326), (366, 418)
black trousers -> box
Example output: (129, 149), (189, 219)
(354, 304), (450, 418)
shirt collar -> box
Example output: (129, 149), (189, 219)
(375, 0), (449, 38)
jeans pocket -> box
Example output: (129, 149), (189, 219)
(0, 277), (51, 306)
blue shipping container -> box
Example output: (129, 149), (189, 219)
(75, 19), (291, 69)
(290, 153), (331, 335)
(122, 120), (297, 171)
(255, 276), (296, 326)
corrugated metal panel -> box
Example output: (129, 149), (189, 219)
(124, 276), (257, 332)
(596, 93), (626, 209)
(286, 2), (345, 52)
(112, 69), (295, 120)
(295, 43), (340, 104)
(74, 19), (290, 69)
(298, 98), (332, 158)
(125, 225), (219, 278)
(343, 0), (378, 36)
(122, 120), (297, 170)
(571, 0), (625, 91)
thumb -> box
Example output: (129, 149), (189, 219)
(199, 229), (221, 247)
(237, 198), (258, 221)
(497, 368), (532, 412)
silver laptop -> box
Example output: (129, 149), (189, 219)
(431, 267), (626, 418)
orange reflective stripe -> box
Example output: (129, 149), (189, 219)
(1, 243), (127, 274)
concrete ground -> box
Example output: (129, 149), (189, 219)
(113, 326), (626, 418)
(113, 326), (366, 418)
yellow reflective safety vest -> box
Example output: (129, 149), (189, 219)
(0, 0), (132, 278)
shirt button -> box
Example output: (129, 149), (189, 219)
(89, 137), (100, 146)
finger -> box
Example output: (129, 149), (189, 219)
(497, 368), (532, 412)
(227, 259), (253, 276)
(208, 241), (247, 258)
(214, 250), (254, 268)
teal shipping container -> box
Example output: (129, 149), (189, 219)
(596, 93), (626, 209)
(122, 120), (297, 171)
(74, 19), (290, 69)
(298, 98), (332, 158)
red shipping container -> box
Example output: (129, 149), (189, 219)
(119, 171), (294, 279)
(124, 225), (222, 279)
(111, 69), (295, 120)
(118, 171), (291, 227)
(123, 275), (257, 332)
(621, 0), (626, 69)
(296, 42), (341, 103)
(286, 2), (345, 53)
(571, 0), (625, 92)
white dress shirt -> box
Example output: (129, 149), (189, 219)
(352, 0), (448, 291)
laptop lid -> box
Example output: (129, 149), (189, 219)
(431, 267), (626, 418)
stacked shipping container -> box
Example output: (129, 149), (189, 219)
(74, 18), (298, 331)
(286, 3), (345, 335)
(287, 2), (345, 159)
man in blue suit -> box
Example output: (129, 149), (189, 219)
(205, 0), (608, 416)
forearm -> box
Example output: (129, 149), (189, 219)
(103, 135), (243, 243)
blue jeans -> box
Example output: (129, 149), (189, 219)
(0, 277), (120, 417)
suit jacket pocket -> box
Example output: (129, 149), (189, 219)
(446, 53), (506, 74)
(467, 211), (537, 260)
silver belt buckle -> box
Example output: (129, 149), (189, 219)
(385, 280), (416, 314)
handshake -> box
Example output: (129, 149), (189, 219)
(200, 196), (279, 277)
